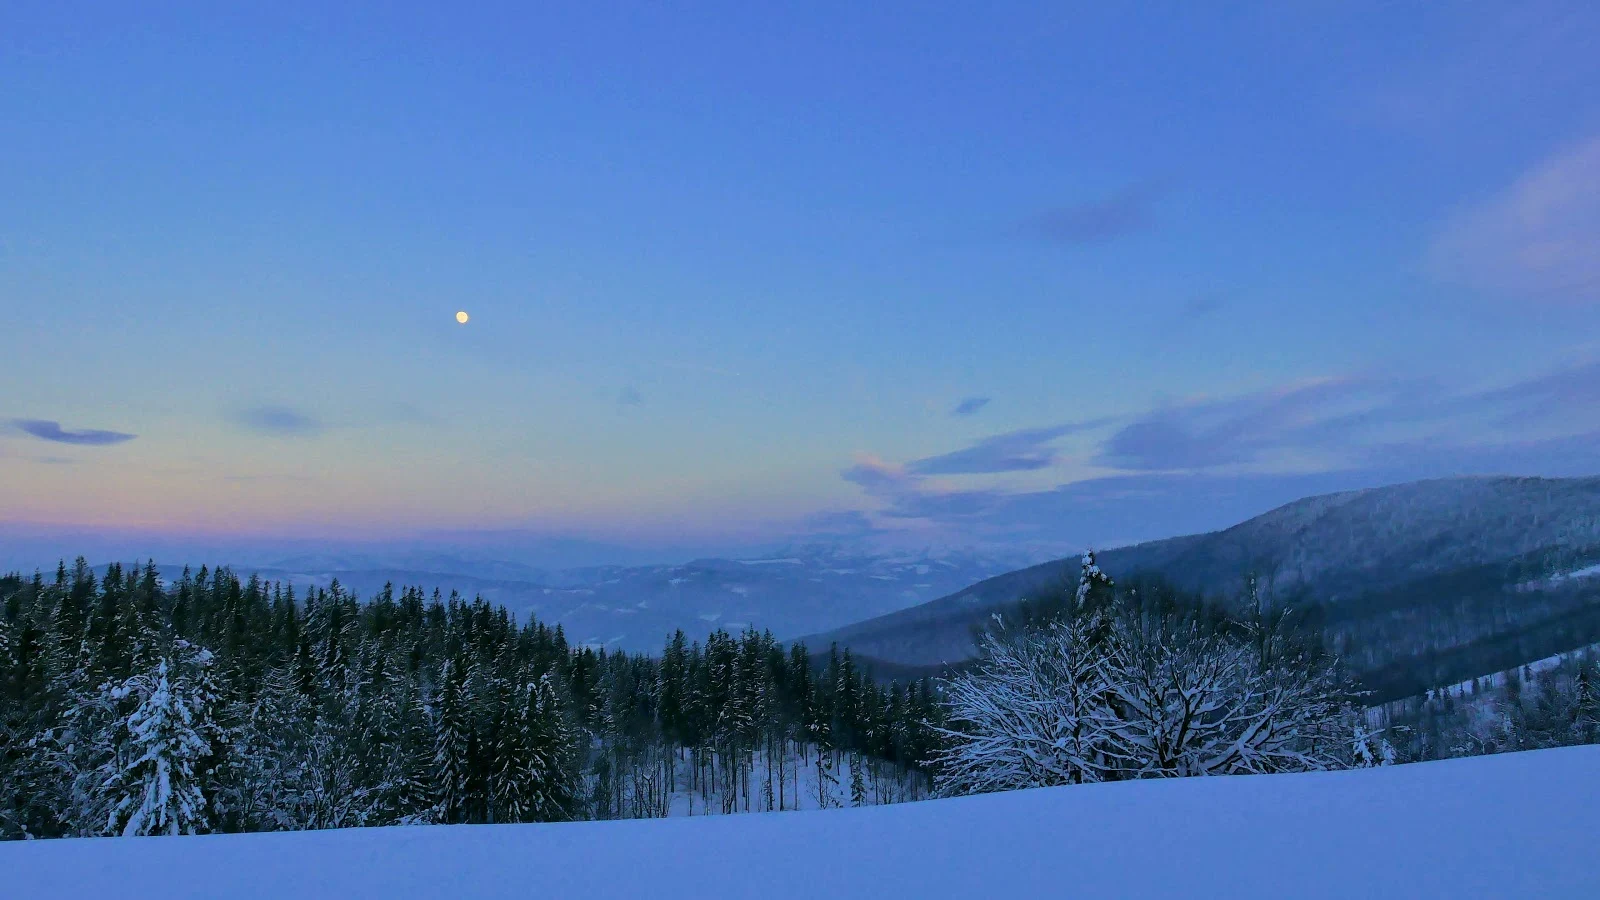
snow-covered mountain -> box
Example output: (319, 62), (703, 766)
(112, 546), (1048, 655)
(806, 476), (1600, 697)
(6, 747), (1594, 899)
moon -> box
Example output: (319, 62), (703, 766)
(455, 311), (470, 325)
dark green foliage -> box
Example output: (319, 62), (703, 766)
(0, 558), (937, 839)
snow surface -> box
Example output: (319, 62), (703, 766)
(4, 747), (1596, 899)
(1552, 562), (1600, 582)
(1423, 642), (1600, 703)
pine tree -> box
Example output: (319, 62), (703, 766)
(1575, 658), (1600, 745)
(491, 678), (541, 823)
(849, 753), (867, 807)
(1075, 549), (1114, 610)
(100, 646), (215, 836)
(431, 659), (473, 824)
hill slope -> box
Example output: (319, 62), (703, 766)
(809, 477), (1600, 698)
(4, 747), (1594, 899)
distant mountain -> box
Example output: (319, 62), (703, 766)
(804, 476), (1600, 701)
(100, 547), (1046, 655)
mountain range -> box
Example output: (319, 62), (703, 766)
(59, 475), (1600, 702)
(90, 546), (1046, 655)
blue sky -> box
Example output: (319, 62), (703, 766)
(4, 1), (1600, 564)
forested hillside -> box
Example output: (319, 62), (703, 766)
(0, 561), (939, 839)
(807, 477), (1600, 702)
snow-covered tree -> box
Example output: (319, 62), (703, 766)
(431, 659), (473, 824)
(491, 677), (543, 823)
(222, 665), (309, 831)
(1103, 620), (1349, 778)
(1075, 550), (1114, 610)
(936, 584), (1352, 795)
(849, 753), (867, 807)
(1576, 658), (1600, 746)
(932, 615), (1115, 796)
(99, 645), (216, 836)
(1350, 724), (1397, 767)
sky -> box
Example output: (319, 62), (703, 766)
(4, 1), (1600, 567)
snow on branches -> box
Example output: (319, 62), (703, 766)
(934, 589), (1355, 796)
(932, 616), (1116, 795)
(101, 644), (216, 836)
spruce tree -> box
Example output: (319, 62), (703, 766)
(1571, 658), (1598, 746)
(100, 646), (215, 836)
(1075, 549), (1114, 610)
(431, 659), (472, 824)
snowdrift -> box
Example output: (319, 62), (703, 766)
(5, 746), (1596, 899)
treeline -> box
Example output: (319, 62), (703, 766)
(1375, 650), (1600, 763)
(0, 560), (941, 839)
(1315, 549), (1600, 704)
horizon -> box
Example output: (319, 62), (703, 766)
(7, 2), (1600, 568)
(6, 471), (1591, 576)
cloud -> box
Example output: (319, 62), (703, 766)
(841, 454), (914, 492)
(911, 421), (1111, 475)
(1092, 378), (1404, 472)
(1428, 135), (1600, 302)
(833, 439), (1600, 550)
(1464, 358), (1600, 427)
(234, 406), (323, 437)
(617, 386), (644, 407)
(950, 397), (991, 417)
(838, 454), (1000, 520)
(1021, 183), (1164, 246)
(835, 359), (1600, 544)
(12, 419), (136, 446)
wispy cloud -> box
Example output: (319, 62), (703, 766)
(837, 359), (1600, 541)
(839, 453), (1005, 522)
(1092, 378), (1406, 472)
(841, 454), (913, 492)
(911, 420), (1111, 475)
(233, 405), (324, 437)
(12, 419), (137, 446)
(1020, 182), (1166, 246)
(950, 397), (991, 417)
(1089, 362), (1600, 474)
(1428, 134), (1600, 303)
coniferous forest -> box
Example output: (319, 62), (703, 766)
(0, 560), (941, 839)
(5, 553), (1598, 842)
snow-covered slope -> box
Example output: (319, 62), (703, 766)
(5, 747), (1595, 899)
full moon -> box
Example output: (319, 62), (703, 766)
(455, 311), (470, 325)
